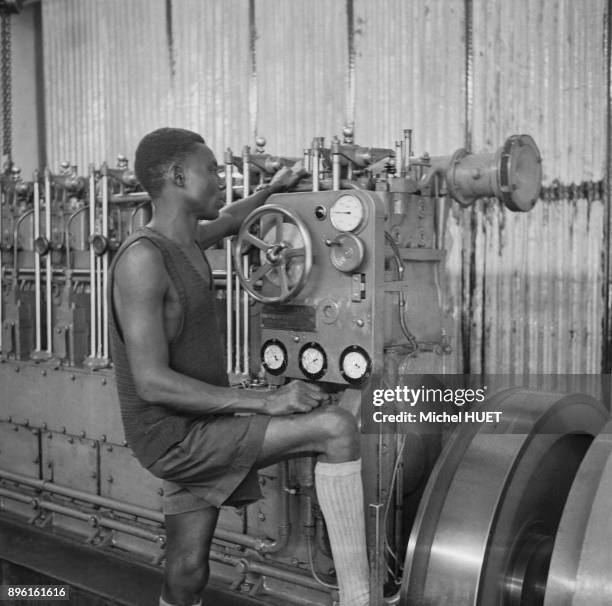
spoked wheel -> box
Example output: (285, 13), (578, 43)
(233, 204), (313, 304)
(400, 389), (608, 606)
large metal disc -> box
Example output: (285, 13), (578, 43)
(400, 389), (608, 606)
(544, 419), (612, 606)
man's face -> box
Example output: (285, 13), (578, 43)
(181, 143), (225, 220)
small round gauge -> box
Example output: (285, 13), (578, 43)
(299, 342), (327, 380)
(339, 345), (371, 384)
(329, 233), (365, 273)
(329, 194), (365, 232)
(261, 339), (288, 375)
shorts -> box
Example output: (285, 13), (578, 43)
(147, 413), (270, 515)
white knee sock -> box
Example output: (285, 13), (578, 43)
(159, 596), (201, 606)
(314, 458), (370, 606)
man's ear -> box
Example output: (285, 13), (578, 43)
(170, 164), (185, 187)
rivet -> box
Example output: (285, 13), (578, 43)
(70, 374), (76, 381)
(41, 370), (47, 377)
(101, 378), (107, 386)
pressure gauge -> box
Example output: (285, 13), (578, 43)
(329, 194), (365, 232)
(339, 345), (371, 384)
(299, 342), (327, 380)
(329, 233), (365, 273)
(261, 339), (288, 375)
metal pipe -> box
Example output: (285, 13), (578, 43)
(64, 206), (88, 271)
(403, 129), (412, 173)
(0, 180), (3, 353)
(12, 209), (34, 276)
(242, 146), (252, 375)
(43, 170), (53, 356)
(0, 484), (163, 543)
(312, 139), (320, 192)
(95, 256), (103, 358)
(33, 175), (42, 352)
(0, 468), (286, 554)
(224, 149), (234, 375)
(395, 140), (403, 177)
(303, 148), (312, 173)
(128, 201), (150, 235)
(88, 165), (97, 359)
(0, 476), (330, 597)
(331, 138), (341, 191)
(101, 168), (110, 360)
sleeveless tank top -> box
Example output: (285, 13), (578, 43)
(108, 226), (228, 467)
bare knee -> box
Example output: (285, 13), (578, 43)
(319, 407), (359, 462)
(164, 549), (209, 603)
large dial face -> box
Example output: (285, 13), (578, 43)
(299, 342), (327, 380)
(261, 339), (288, 375)
(329, 194), (365, 232)
(339, 346), (371, 384)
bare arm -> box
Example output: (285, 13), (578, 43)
(197, 163), (307, 249)
(113, 239), (322, 415)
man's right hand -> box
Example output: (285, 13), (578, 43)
(263, 380), (327, 415)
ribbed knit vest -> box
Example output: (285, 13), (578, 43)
(108, 227), (228, 468)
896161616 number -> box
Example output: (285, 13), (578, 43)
(0, 585), (69, 601)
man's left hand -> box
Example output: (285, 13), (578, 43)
(268, 161), (308, 193)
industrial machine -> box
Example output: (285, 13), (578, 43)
(1, 125), (611, 606)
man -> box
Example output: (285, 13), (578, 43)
(109, 127), (369, 606)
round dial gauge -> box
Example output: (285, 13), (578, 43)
(261, 339), (288, 375)
(329, 194), (365, 232)
(299, 342), (327, 380)
(339, 345), (371, 384)
(329, 233), (365, 273)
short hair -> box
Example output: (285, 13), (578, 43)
(134, 127), (205, 198)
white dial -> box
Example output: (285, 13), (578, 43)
(262, 340), (287, 375)
(340, 346), (371, 384)
(329, 194), (365, 232)
(299, 343), (327, 380)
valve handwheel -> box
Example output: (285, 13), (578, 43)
(234, 204), (313, 303)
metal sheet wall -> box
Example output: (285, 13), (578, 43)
(42, 0), (252, 168)
(465, 0), (608, 373)
(37, 0), (609, 374)
(353, 0), (465, 154)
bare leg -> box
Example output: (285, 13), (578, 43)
(255, 405), (369, 606)
(162, 506), (220, 606)
(255, 405), (360, 468)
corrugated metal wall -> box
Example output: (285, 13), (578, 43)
(35, 0), (610, 374)
(467, 0), (608, 374)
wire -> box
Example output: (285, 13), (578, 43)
(306, 534), (338, 590)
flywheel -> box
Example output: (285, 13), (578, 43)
(400, 389), (608, 606)
(543, 419), (612, 606)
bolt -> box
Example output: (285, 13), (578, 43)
(356, 319), (364, 327)
(257, 512), (266, 521)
